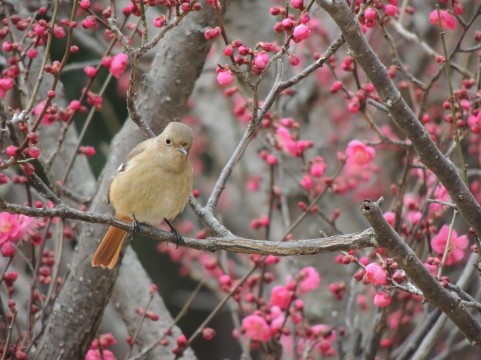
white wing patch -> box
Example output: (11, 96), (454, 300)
(117, 161), (131, 173)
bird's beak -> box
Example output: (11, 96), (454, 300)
(178, 147), (188, 156)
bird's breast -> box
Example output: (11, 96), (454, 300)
(109, 155), (192, 225)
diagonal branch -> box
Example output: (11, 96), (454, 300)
(361, 199), (481, 346)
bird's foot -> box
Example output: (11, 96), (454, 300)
(165, 219), (183, 249)
(130, 214), (141, 241)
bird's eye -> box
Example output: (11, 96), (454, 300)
(165, 138), (172, 145)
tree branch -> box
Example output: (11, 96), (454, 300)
(361, 199), (481, 346)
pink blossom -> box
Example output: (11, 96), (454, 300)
(33, 101), (55, 125)
(293, 24), (311, 43)
(300, 174), (314, 191)
(385, 4), (397, 17)
(242, 314), (272, 342)
(429, 10), (456, 30)
(330, 80), (343, 93)
(431, 225), (468, 265)
(85, 349), (115, 360)
(373, 291), (392, 307)
(26, 48), (37, 59)
(0, 213), (20, 244)
(84, 66), (97, 77)
(53, 25), (66, 39)
(70, 100), (81, 111)
(1, 242), (15, 257)
(364, 7), (376, 20)
(311, 324), (336, 355)
(109, 53), (128, 79)
(153, 16), (166, 28)
(310, 157), (326, 177)
(216, 68), (234, 86)
(5, 146), (18, 157)
(79, 146), (96, 157)
(365, 263), (387, 286)
(269, 306), (286, 333)
(291, 0), (304, 9)
(204, 27), (221, 40)
(246, 176), (260, 192)
(384, 211), (395, 226)
(270, 285), (291, 309)
(299, 266), (321, 294)
(254, 52), (270, 70)
(276, 126), (298, 156)
(0, 78), (14, 99)
(79, 0), (90, 9)
(345, 140), (375, 166)
(81, 16), (97, 29)
(266, 154), (277, 166)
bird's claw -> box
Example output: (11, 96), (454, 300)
(165, 219), (183, 249)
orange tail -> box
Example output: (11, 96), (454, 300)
(92, 217), (131, 269)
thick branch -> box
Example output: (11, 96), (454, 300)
(361, 199), (481, 346)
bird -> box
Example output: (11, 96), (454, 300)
(91, 122), (194, 269)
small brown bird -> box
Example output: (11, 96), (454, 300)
(92, 122), (194, 269)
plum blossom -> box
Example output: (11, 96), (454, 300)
(0, 212), (35, 257)
(429, 10), (456, 30)
(431, 225), (468, 265)
(373, 291), (392, 307)
(33, 101), (55, 125)
(85, 349), (115, 360)
(270, 285), (291, 309)
(310, 156), (326, 177)
(365, 263), (387, 286)
(216, 68), (234, 86)
(299, 266), (321, 294)
(254, 52), (269, 70)
(242, 314), (272, 342)
(276, 126), (298, 156)
(109, 53), (128, 78)
(345, 140), (375, 166)
(0, 78), (14, 99)
(293, 24), (311, 43)
(300, 174), (314, 191)
(311, 324), (336, 355)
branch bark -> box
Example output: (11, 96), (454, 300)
(361, 199), (481, 346)
(33, 4), (221, 359)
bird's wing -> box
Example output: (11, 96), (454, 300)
(107, 138), (156, 204)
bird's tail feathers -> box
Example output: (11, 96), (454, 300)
(92, 216), (132, 269)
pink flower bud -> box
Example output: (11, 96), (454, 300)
(5, 146), (18, 156)
(28, 146), (40, 158)
(373, 291), (392, 307)
(204, 27), (221, 40)
(429, 10), (456, 30)
(79, 0), (91, 9)
(26, 48), (38, 59)
(153, 16), (166, 28)
(70, 100), (81, 110)
(291, 0), (303, 9)
(364, 7), (377, 20)
(109, 53), (128, 78)
(385, 4), (397, 17)
(202, 328), (216, 341)
(365, 263), (387, 286)
(254, 52), (269, 70)
(84, 66), (97, 77)
(216, 68), (234, 86)
(79, 146), (96, 157)
(292, 24), (311, 43)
